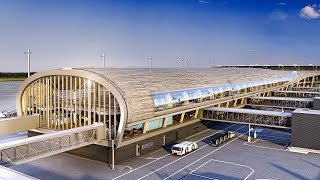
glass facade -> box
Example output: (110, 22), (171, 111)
(152, 71), (298, 111)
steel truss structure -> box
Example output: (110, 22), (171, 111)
(289, 87), (320, 92)
(203, 110), (291, 128)
(249, 98), (313, 109)
(0, 123), (105, 164)
(273, 91), (320, 98)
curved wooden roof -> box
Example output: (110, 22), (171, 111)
(77, 68), (315, 123)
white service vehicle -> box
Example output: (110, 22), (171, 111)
(171, 141), (198, 156)
(0, 113), (6, 119)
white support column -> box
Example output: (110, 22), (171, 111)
(248, 123), (251, 143)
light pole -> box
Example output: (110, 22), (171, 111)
(101, 53), (106, 68)
(149, 56), (153, 68)
(181, 57), (184, 67)
(24, 49), (31, 77)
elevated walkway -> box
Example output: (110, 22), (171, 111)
(203, 107), (292, 129)
(289, 87), (320, 92)
(248, 96), (313, 109)
(273, 90), (320, 98)
(0, 115), (38, 136)
(0, 123), (105, 165)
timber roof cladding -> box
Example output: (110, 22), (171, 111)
(78, 68), (315, 123)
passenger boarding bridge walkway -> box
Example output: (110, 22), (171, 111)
(203, 107), (292, 129)
(248, 96), (313, 109)
(273, 90), (320, 98)
(289, 87), (320, 92)
(0, 123), (105, 165)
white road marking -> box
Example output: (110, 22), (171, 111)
(112, 124), (238, 180)
(209, 159), (254, 180)
(188, 158), (212, 174)
(258, 138), (290, 144)
(258, 135), (290, 140)
(138, 125), (247, 180)
(141, 157), (159, 160)
(189, 173), (216, 180)
(244, 139), (259, 144)
(243, 143), (287, 152)
(149, 148), (163, 155)
(185, 129), (211, 139)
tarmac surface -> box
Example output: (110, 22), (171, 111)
(0, 81), (22, 112)
(0, 82), (319, 180)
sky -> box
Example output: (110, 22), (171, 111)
(0, 0), (320, 72)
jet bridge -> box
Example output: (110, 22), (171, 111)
(248, 96), (313, 109)
(289, 87), (320, 92)
(0, 123), (105, 165)
(273, 90), (320, 98)
(203, 107), (292, 129)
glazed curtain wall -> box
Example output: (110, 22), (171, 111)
(152, 71), (298, 111)
(21, 75), (120, 140)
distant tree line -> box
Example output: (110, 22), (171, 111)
(0, 72), (36, 78)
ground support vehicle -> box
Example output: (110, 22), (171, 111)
(171, 141), (198, 155)
(212, 131), (235, 147)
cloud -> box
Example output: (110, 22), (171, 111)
(270, 10), (288, 20)
(277, 2), (287, 6)
(300, 6), (320, 19)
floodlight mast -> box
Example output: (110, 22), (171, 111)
(24, 49), (31, 77)
(101, 53), (106, 68)
(149, 56), (153, 68)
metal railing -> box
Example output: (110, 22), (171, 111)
(0, 123), (105, 165)
(203, 110), (291, 128)
(249, 98), (313, 109)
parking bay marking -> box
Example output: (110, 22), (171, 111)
(137, 125), (247, 180)
(112, 123), (238, 180)
(188, 159), (254, 180)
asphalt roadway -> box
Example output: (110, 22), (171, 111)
(0, 82), (319, 180)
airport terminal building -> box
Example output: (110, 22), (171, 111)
(7, 67), (320, 164)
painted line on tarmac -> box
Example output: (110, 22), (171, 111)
(243, 142), (288, 152)
(258, 135), (291, 140)
(137, 125), (246, 180)
(210, 159), (254, 180)
(141, 157), (159, 160)
(186, 129), (211, 140)
(112, 123), (238, 180)
(185, 121), (221, 140)
(244, 139), (289, 149)
(161, 126), (248, 180)
(149, 148), (163, 155)
(258, 138), (290, 144)
(189, 173), (216, 180)
(188, 158), (254, 180)
(243, 139), (259, 144)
